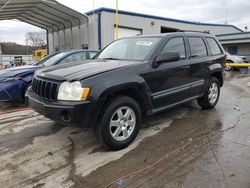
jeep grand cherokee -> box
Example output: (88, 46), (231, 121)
(27, 32), (226, 150)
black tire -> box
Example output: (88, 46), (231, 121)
(94, 96), (141, 150)
(197, 77), (220, 109)
(23, 83), (31, 105)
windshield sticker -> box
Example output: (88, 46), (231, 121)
(136, 41), (153, 46)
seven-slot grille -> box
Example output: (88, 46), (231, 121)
(32, 77), (59, 100)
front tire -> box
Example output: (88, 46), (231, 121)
(197, 77), (220, 109)
(23, 83), (31, 105)
(94, 96), (141, 150)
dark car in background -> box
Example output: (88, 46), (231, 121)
(0, 49), (99, 102)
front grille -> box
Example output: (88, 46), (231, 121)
(32, 77), (59, 100)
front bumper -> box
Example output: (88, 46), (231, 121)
(0, 79), (27, 102)
(0, 87), (12, 101)
(26, 88), (95, 127)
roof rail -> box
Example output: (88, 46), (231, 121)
(178, 29), (211, 34)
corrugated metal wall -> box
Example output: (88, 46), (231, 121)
(88, 14), (99, 50)
(47, 24), (89, 53)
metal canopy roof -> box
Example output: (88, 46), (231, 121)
(0, 0), (88, 33)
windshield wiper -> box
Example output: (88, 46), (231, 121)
(101, 58), (121, 60)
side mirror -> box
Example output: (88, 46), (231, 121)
(155, 52), (180, 66)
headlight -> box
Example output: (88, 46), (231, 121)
(57, 81), (90, 101)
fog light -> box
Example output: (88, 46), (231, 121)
(60, 110), (72, 123)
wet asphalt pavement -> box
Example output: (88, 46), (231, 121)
(0, 71), (250, 188)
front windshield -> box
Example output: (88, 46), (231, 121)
(33, 52), (60, 66)
(43, 52), (69, 67)
(96, 37), (161, 61)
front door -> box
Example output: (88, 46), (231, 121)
(146, 36), (191, 109)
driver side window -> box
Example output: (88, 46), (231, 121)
(161, 37), (186, 59)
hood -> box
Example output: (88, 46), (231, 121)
(0, 65), (40, 79)
(35, 60), (139, 81)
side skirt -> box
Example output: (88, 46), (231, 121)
(148, 96), (199, 115)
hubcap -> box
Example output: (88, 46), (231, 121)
(208, 82), (218, 104)
(109, 106), (136, 142)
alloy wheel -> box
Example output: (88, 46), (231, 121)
(109, 106), (136, 142)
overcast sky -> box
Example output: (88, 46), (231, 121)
(0, 0), (249, 44)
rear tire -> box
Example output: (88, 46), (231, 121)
(197, 77), (220, 109)
(94, 96), (141, 150)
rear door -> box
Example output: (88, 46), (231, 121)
(149, 35), (191, 109)
(187, 35), (209, 97)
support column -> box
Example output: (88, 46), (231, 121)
(64, 30), (66, 49)
(79, 26), (82, 49)
(58, 31), (61, 51)
(52, 32), (55, 52)
(71, 28), (74, 49)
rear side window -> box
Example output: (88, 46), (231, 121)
(188, 37), (207, 57)
(59, 52), (87, 65)
(206, 37), (222, 55)
(161, 37), (186, 58)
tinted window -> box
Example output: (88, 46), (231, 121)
(59, 52), (87, 65)
(161, 37), (186, 58)
(206, 38), (222, 55)
(188, 37), (207, 57)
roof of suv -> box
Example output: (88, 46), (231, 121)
(126, 31), (214, 38)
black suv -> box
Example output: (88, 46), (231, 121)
(27, 32), (225, 150)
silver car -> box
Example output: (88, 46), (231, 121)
(225, 52), (248, 70)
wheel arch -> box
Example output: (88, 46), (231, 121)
(210, 71), (223, 87)
(98, 82), (152, 115)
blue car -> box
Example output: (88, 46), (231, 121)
(0, 50), (99, 102)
